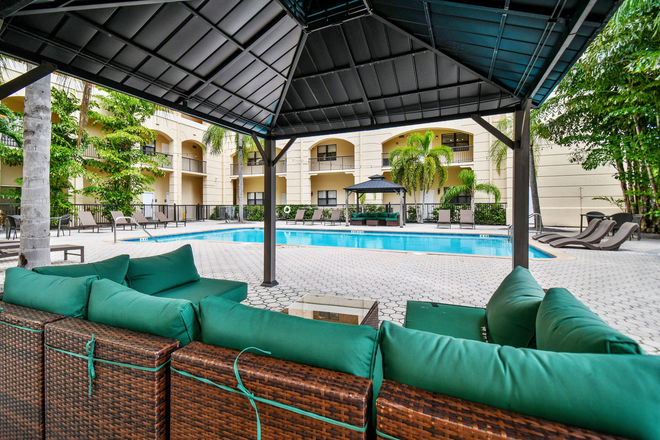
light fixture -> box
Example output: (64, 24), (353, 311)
(435, 136), (438, 139)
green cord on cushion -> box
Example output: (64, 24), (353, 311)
(45, 334), (171, 397)
(172, 346), (370, 439)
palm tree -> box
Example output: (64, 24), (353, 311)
(389, 130), (453, 222)
(488, 111), (551, 228)
(19, 73), (52, 269)
(202, 126), (256, 222)
(440, 169), (501, 212)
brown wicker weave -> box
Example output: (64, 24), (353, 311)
(376, 380), (627, 440)
(44, 318), (179, 439)
(170, 342), (372, 439)
(0, 302), (64, 440)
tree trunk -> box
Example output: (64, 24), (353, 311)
(19, 73), (51, 269)
(237, 136), (244, 223)
(418, 189), (425, 223)
(615, 159), (631, 213)
(529, 148), (542, 229)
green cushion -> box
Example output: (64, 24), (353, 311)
(154, 277), (248, 304)
(380, 321), (660, 440)
(87, 279), (200, 346)
(485, 266), (545, 347)
(3, 267), (96, 318)
(199, 296), (379, 379)
(536, 288), (644, 354)
(404, 301), (488, 342)
(33, 255), (130, 284)
(126, 245), (200, 295)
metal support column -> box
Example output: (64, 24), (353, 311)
(262, 138), (278, 287)
(345, 190), (350, 227)
(513, 99), (532, 269)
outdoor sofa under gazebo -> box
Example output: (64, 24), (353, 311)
(344, 175), (407, 227)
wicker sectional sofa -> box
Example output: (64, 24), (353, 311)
(1, 250), (659, 440)
(351, 212), (400, 226)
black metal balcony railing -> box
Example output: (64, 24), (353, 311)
(230, 160), (286, 176)
(309, 155), (354, 171)
(382, 147), (474, 167)
(182, 156), (206, 173)
(146, 152), (173, 169)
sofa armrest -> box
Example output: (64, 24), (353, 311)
(376, 380), (627, 440)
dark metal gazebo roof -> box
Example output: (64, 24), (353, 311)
(344, 174), (406, 194)
(1, 0), (622, 139)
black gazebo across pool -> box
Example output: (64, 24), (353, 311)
(0, 0), (625, 286)
(344, 175), (407, 228)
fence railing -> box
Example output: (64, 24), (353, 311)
(230, 160), (286, 176)
(309, 155), (354, 171)
(0, 134), (19, 148)
(182, 157), (206, 173)
(152, 152), (173, 169)
(451, 146), (473, 163)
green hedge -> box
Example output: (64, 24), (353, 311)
(429, 204), (505, 225)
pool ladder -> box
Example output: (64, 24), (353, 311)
(113, 216), (160, 244)
(507, 213), (543, 242)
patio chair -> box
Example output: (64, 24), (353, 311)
(585, 211), (605, 224)
(77, 211), (111, 233)
(533, 218), (602, 243)
(56, 214), (72, 237)
(436, 209), (451, 229)
(323, 209), (342, 225)
(6, 215), (19, 239)
(550, 222), (638, 251)
(133, 211), (159, 228)
(550, 220), (616, 248)
(286, 209), (305, 224)
(459, 210), (475, 229)
(111, 210), (135, 230)
(609, 212), (633, 235)
(155, 211), (183, 227)
(305, 209), (323, 225)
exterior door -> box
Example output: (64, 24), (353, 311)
(143, 192), (154, 218)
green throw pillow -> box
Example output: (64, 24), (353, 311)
(33, 255), (130, 284)
(199, 296), (379, 379)
(485, 266), (545, 347)
(379, 321), (660, 440)
(536, 288), (644, 354)
(3, 267), (96, 318)
(126, 244), (200, 295)
(87, 279), (200, 346)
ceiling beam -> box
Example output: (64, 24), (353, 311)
(271, 31), (308, 128)
(526, 0), (599, 100)
(0, 62), (57, 99)
(423, 2), (436, 50)
(12, 0), (187, 16)
(370, 12), (519, 100)
(0, 0), (35, 18)
(471, 114), (514, 149)
(420, 0), (567, 23)
(337, 25), (374, 120)
(488, 0), (509, 80)
(187, 12), (290, 99)
(280, 80), (483, 116)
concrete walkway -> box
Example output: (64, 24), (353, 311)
(2, 220), (659, 354)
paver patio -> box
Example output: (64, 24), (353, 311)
(2, 220), (659, 354)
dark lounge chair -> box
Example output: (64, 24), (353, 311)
(286, 209), (305, 224)
(323, 209), (341, 225)
(133, 212), (159, 229)
(77, 211), (111, 233)
(533, 219), (602, 243)
(549, 220), (615, 248)
(304, 209), (323, 225)
(550, 222), (638, 251)
(155, 211), (183, 227)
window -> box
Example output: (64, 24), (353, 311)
(317, 144), (337, 161)
(142, 142), (156, 155)
(318, 190), (337, 206)
(443, 187), (471, 205)
(441, 132), (470, 150)
(247, 192), (263, 206)
(247, 151), (263, 166)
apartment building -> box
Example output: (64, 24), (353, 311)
(1, 62), (622, 226)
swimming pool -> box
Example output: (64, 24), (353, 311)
(129, 228), (553, 258)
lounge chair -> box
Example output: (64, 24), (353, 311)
(437, 209), (451, 229)
(459, 209), (474, 229)
(550, 220), (616, 248)
(533, 218), (602, 243)
(155, 211), (183, 227)
(323, 209), (341, 225)
(286, 209), (305, 224)
(133, 212), (159, 229)
(304, 209), (323, 225)
(77, 211), (111, 233)
(550, 222), (638, 251)
(111, 211), (135, 231)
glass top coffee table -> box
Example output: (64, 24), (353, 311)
(282, 294), (379, 329)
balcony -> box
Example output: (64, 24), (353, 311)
(152, 152), (173, 169)
(309, 155), (354, 172)
(1, 134), (19, 148)
(451, 146), (473, 163)
(230, 160), (286, 176)
(182, 157), (206, 174)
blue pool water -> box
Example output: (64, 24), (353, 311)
(129, 228), (553, 258)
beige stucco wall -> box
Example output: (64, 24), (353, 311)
(181, 175), (203, 205)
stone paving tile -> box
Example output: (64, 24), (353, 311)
(1, 221), (659, 354)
